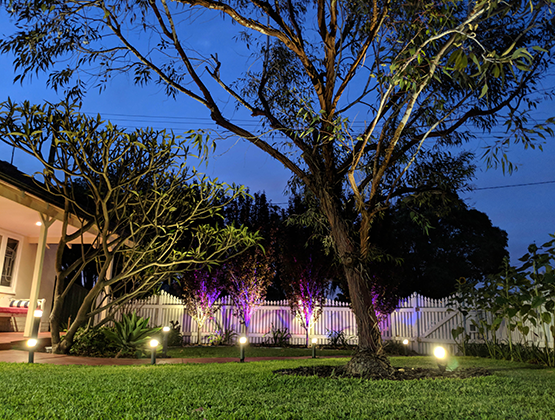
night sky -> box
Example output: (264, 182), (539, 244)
(0, 12), (553, 265)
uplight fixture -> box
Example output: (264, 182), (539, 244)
(402, 339), (409, 356)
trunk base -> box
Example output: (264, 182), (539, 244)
(345, 349), (394, 376)
(52, 340), (70, 355)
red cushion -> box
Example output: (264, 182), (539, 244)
(0, 307), (28, 314)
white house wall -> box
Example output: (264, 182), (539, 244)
(0, 234), (57, 332)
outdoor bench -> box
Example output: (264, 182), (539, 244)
(0, 298), (46, 332)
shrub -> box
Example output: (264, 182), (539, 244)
(264, 323), (291, 347)
(70, 326), (120, 358)
(383, 340), (409, 356)
(167, 320), (183, 347)
(207, 328), (237, 346)
(326, 328), (351, 348)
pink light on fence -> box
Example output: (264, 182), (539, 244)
(288, 260), (329, 346)
(197, 278), (221, 315)
(182, 270), (224, 344)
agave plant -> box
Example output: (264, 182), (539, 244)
(104, 311), (161, 358)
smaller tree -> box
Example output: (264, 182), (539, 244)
(0, 99), (260, 353)
(180, 269), (224, 344)
(284, 257), (330, 346)
(226, 246), (275, 336)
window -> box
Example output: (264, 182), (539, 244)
(0, 230), (22, 293)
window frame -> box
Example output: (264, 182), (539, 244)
(0, 228), (23, 295)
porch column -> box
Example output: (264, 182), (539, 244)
(24, 214), (54, 337)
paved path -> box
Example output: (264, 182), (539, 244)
(0, 350), (334, 366)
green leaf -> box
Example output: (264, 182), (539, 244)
(518, 325), (530, 336)
(479, 83), (488, 98)
(531, 295), (545, 309)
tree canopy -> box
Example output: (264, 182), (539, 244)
(1, 0), (554, 371)
(368, 193), (509, 299)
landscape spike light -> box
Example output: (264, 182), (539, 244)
(27, 338), (38, 363)
(239, 336), (247, 362)
(433, 346), (447, 373)
(150, 339), (159, 365)
(311, 337), (317, 359)
(402, 339), (409, 356)
(162, 326), (171, 357)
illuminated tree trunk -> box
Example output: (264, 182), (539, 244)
(318, 185), (394, 375)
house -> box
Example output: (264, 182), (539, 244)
(0, 159), (96, 336)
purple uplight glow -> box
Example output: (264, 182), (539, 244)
(287, 258), (329, 345)
(196, 277), (221, 317)
(182, 270), (223, 343)
(226, 246), (274, 335)
(230, 276), (265, 331)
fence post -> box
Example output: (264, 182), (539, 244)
(414, 293), (421, 354)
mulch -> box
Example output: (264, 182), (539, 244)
(273, 364), (492, 381)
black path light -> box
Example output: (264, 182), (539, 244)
(402, 339), (409, 356)
(311, 337), (317, 359)
(433, 346), (447, 373)
(239, 336), (247, 362)
(27, 338), (37, 363)
(150, 339), (159, 365)
(162, 326), (170, 357)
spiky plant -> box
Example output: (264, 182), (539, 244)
(104, 312), (161, 358)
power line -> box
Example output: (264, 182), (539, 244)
(473, 180), (555, 190)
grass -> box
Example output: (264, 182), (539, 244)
(165, 345), (355, 359)
(0, 356), (554, 419)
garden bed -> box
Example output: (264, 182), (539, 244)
(274, 364), (492, 380)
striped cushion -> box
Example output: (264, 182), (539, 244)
(9, 300), (30, 308)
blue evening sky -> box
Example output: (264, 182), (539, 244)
(0, 12), (553, 264)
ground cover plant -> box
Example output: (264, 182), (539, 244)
(0, 357), (553, 419)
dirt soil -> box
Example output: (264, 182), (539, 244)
(273, 365), (492, 381)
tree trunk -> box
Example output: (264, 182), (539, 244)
(342, 264), (394, 376)
(49, 268), (68, 353)
(51, 280), (104, 354)
(318, 186), (394, 375)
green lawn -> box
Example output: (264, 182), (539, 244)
(0, 357), (554, 419)
(165, 345), (355, 359)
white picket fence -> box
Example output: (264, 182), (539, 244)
(111, 290), (555, 355)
